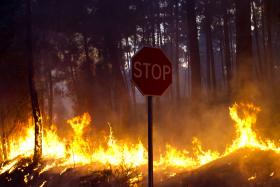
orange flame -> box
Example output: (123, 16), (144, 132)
(1, 103), (280, 180)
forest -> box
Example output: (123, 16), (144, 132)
(0, 0), (280, 186)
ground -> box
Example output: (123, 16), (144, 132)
(1, 148), (280, 187)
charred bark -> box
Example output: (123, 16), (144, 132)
(26, 0), (42, 164)
(252, 1), (263, 79)
(204, 1), (216, 95)
(150, 0), (156, 47)
(264, 0), (273, 81)
(234, 0), (254, 99)
(222, 0), (232, 91)
(219, 38), (226, 88)
(186, 0), (202, 100)
(106, 34), (129, 124)
(174, 0), (181, 102)
(78, 33), (96, 115)
(0, 115), (7, 161)
(47, 67), (53, 127)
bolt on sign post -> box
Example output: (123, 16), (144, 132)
(131, 47), (172, 187)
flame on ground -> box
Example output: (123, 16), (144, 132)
(225, 103), (280, 153)
(1, 103), (280, 180)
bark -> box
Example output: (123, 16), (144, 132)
(204, 1), (216, 94)
(234, 0), (254, 99)
(174, 0), (181, 102)
(26, 0), (42, 164)
(222, 0), (232, 89)
(47, 67), (53, 127)
(186, 0), (202, 100)
(0, 115), (7, 161)
(264, 0), (273, 80)
(157, 0), (162, 47)
(132, 33), (137, 113)
(228, 19), (235, 70)
(219, 38), (226, 87)
(80, 33), (96, 114)
(261, 6), (267, 74)
(68, 53), (80, 105)
(170, 35), (175, 101)
(184, 50), (190, 97)
(252, 2), (263, 79)
(153, 2), (162, 116)
(151, 0), (156, 47)
(83, 34), (94, 76)
(107, 34), (129, 122)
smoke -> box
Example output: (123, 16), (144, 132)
(151, 101), (234, 154)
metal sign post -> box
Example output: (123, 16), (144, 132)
(148, 96), (153, 187)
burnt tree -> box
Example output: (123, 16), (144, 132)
(186, 0), (202, 100)
(234, 0), (254, 99)
(222, 0), (232, 91)
(26, 0), (42, 163)
(204, 0), (216, 94)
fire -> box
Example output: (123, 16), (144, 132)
(66, 112), (92, 164)
(92, 123), (147, 167)
(1, 103), (280, 181)
(7, 119), (66, 160)
(192, 138), (220, 165)
(225, 103), (280, 154)
(155, 144), (196, 170)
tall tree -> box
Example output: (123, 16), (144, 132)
(204, 0), (216, 94)
(186, 0), (202, 100)
(222, 0), (232, 91)
(234, 0), (254, 99)
(174, 0), (181, 102)
(251, 1), (263, 79)
(26, 0), (42, 163)
(263, 0), (273, 81)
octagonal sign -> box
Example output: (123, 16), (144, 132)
(131, 47), (172, 96)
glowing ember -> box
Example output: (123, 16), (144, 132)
(248, 174), (256, 181)
(1, 103), (280, 182)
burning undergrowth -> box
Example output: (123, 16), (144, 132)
(1, 103), (280, 186)
(159, 148), (280, 187)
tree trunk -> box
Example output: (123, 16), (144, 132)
(222, 0), (232, 91)
(204, 1), (216, 95)
(252, 1), (263, 79)
(47, 67), (53, 127)
(219, 38), (226, 88)
(68, 53), (80, 105)
(234, 0), (254, 99)
(79, 33), (96, 115)
(170, 36), (175, 101)
(151, 0), (156, 47)
(26, 0), (42, 164)
(157, 0), (162, 47)
(174, 0), (181, 102)
(264, 0), (273, 81)
(0, 115), (7, 161)
(261, 6), (267, 76)
(107, 34), (129, 124)
(83, 34), (95, 76)
(186, 0), (201, 100)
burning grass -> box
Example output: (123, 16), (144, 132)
(1, 103), (280, 186)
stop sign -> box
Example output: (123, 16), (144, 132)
(131, 47), (172, 96)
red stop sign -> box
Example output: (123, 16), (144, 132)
(131, 47), (172, 96)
